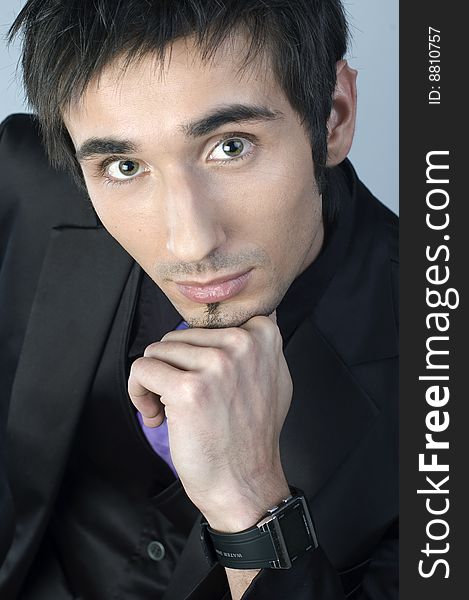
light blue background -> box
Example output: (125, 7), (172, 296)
(0, 1), (398, 214)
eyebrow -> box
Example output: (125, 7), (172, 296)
(75, 103), (283, 162)
(76, 138), (138, 162)
(180, 103), (283, 137)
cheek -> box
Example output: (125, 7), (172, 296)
(87, 187), (167, 265)
(231, 161), (318, 246)
(250, 181), (320, 281)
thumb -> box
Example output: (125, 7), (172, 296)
(268, 309), (277, 325)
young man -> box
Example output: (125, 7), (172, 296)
(0, 1), (398, 598)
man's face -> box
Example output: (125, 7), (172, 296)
(65, 36), (324, 328)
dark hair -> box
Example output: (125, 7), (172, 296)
(9, 0), (348, 202)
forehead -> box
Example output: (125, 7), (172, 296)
(65, 34), (290, 141)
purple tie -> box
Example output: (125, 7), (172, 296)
(136, 320), (189, 477)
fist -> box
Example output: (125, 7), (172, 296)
(128, 314), (293, 531)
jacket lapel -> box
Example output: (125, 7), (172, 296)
(3, 225), (134, 579)
(279, 315), (379, 496)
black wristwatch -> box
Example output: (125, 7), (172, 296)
(200, 487), (318, 570)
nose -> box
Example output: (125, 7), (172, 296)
(163, 167), (226, 263)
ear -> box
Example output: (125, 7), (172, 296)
(326, 60), (358, 167)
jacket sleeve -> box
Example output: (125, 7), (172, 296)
(0, 112), (85, 568)
(239, 521), (398, 600)
(0, 113), (95, 409)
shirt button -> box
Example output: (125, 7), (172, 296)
(147, 540), (165, 561)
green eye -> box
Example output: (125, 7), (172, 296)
(209, 137), (253, 162)
(105, 158), (146, 181)
(222, 139), (244, 157)
(118, 160), (139, 176)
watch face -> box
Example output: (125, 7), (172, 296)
(260, 495), (318, 568)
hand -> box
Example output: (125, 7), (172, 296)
(127, 311), (293, 532)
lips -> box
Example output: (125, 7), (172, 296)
(175, 270), (252, 304)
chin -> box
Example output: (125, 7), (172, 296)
(182, 298), (278, 329)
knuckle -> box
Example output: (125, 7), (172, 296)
(129, 356), (145, 376)
(270, 324), (283, 350)
(208, 347), (230, 373)
(180, 372), (207, 402)
(143, 341), (160, 357)
(258, 318), (281, 348)
(128, 359), (148, 395)
(227, 327), (253, 354)
(160, 331), (175, 342)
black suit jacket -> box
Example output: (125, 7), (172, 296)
(0, 114), (398, 599)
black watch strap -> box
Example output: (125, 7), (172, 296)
(200, 488), (318, 570)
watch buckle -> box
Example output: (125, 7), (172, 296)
(257, 512), (292, 569)
(257, 495), (318, 569)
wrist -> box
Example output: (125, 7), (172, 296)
(203, 478), (291, 533)
(201, 486), (318, 571)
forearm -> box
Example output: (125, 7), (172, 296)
(225, 568), (260, 600)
